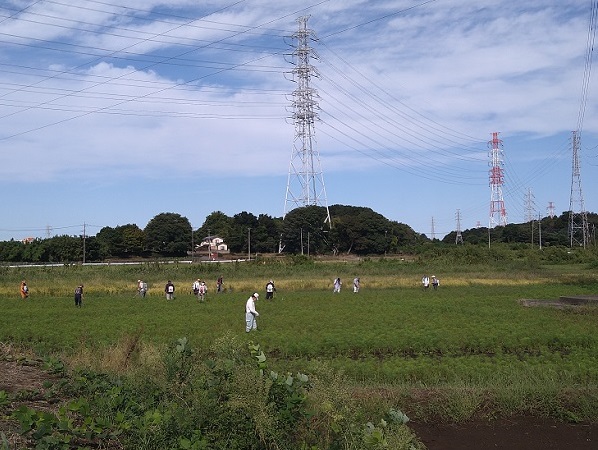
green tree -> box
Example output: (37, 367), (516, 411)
(96, 224), (145, 258)
(95, 226), (123, 258)
(229, 211), (259, 253)
(0, 240), (24, 262)
(144, 213), (192, 256)
(255, 214), (282, 253)
(119, 224), (145, 256)
(281, 206), (331, 254)
(195, 211), (233, 244)
(43, 235), (82, 262)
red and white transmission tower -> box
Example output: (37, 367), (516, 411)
(488, 132), (507, 227)
(283, 16), (331, 223)
(546, 202), (556, 219)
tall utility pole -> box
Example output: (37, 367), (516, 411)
(247, 228), (251, 261)
(538, 212), (543, 249)
(430, 217), (436, 241)
(82, 223), (86, 264)
(488, 132), (507, 228)
(283, 16), (331, 224)
(455, 209), (464, 245)
(568, 130), (589, 248)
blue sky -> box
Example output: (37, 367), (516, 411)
(0, 0), (596, 241)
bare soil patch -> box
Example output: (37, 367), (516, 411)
(410, 417), (596, 449)
(0, 358), (63, 449)
(519, 295), (598, 309)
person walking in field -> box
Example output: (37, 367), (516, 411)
(137, 279), (147, 298)
(192, 278), (201, 297)
(74, 285), (84, 307)
(333, 277), (342, 293)
(431, 276), (439, 290)
(245, 292), (260, 332)
(265, 280), (276, 300)
(198, 281), (207, 302)
(353, 277), (360, 293)
(422, 275), (430, 290)
(165, 280), (175, 300)
(193, 279), (207, 302)
(20, 280), (29, 299)
(216, 276), (223, 293)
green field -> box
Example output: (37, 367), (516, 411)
(1, 259), (597, 449)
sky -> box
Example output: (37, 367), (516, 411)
(0, 0), (597, 241)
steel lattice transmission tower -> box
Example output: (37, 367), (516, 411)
(455, 209), (464, 245)
(524, 188), (536, 223)
(546, 202), (556, 219)
(283, 16), (331, 223)
(488, 132), (507, 227)
(568, 130), (589, 248)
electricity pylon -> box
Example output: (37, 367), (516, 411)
(455, 209), (464, 244)
(568, 130), (589, 248)
(283, 16), (331, 224)
(488, 132), (507, 227)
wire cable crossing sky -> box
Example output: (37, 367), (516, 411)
(0, 0), (595, 241)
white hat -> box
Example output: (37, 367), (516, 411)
(253, 292), (259, 298)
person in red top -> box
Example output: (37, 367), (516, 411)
(20, 280), (29, 299)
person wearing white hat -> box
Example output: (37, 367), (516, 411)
(245, 292), (260, 332)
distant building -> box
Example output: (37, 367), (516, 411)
(192, 236), (229, 260)
(199, 236), (228, 252)
(21, 237), (35, 244)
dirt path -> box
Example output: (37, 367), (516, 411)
(410, 417), (596, 449)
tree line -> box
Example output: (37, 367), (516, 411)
(0, 206), (596, 263)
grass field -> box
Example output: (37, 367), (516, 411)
(1, 259), (597, 448)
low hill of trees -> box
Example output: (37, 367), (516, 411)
(0, 207), (596, 263)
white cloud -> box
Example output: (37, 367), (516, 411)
(0, 0), (596, 239)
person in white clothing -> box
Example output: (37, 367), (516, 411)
(198, 281), (207, 302)
(137, 279), (147, 298)
(245, 292), (260, 332)
(333, 277), (342, 293)
(422, 275), (430, 290)
(192, 278), (201, 296)
(353, 277), (360, 293)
